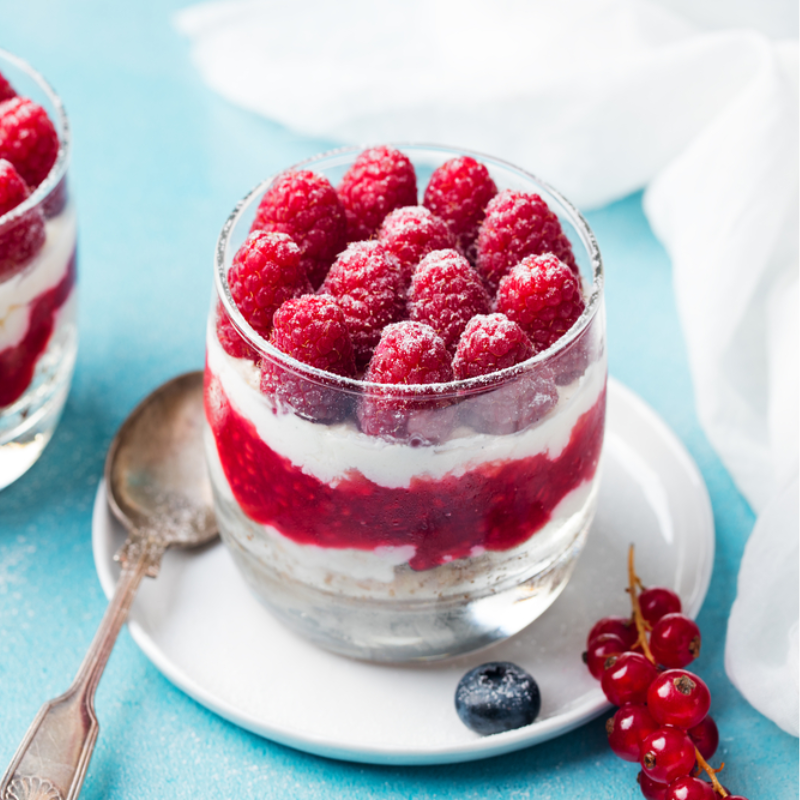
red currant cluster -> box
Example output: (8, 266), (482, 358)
(584, 547), (747, 800)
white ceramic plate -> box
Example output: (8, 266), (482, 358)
(92, 377), (713, 765)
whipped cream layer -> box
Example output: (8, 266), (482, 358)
(0, 203), (78, 350)
(206, 324), (606, 490)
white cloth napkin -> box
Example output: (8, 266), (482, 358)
(175, 0), (799, 735)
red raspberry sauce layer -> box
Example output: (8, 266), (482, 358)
(0, 248), (76, 407)
(205, 370), (605, 571)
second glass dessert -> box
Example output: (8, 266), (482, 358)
(0, 49), (77, 490)
(205, 144), (606, 661)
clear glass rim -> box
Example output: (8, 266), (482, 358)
(214, 143), (605, 396)
(0, 48), (71, 226)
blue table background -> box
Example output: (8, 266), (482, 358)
(0, 3), (797, 798)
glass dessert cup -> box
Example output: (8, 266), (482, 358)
(0, 50), (77, 490)
(204, 145), (606, 662)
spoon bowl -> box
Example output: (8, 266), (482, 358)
(105, 370), (216, 549)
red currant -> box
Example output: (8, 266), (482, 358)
(688, 715), (719, 760)
(640, 727), (697, 784)
(638, 770), (669, 800)
(647, 669), (711, 730)
(606, 703), (659, 762)
(665, 776), (716, 800)
(650, 613), (701, 668)
(639, 587), (682, 625)
(584, 633), (627, 679)
(587, 616), (638, 650)
(601, 652), (658, 706)
(724, 796), (750, 800)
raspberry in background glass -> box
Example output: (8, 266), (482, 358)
(0, 50), (77, 490)
(204, 144), (607, 662)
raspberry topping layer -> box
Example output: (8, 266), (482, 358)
(227, 230), (311, 339)
(250, 170), (347, 289)
(337, 146), (417, 242)
(0, 158), (45, 279)
(206, 371), (605, 571)
(320, 241), (405, 368)
(476, 190), (577, 292)
(0, 97), (59, 189)
(408, 249), (491, 353)
(423, 156), (497, 261)
(496, 253), (585, 352)
(377, 205), (455, 287)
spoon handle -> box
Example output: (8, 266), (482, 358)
(0, 547), (152, 800)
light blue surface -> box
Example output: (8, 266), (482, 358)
(0, 3), (797, 798)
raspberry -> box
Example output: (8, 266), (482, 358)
(358, 321), (454, 442)
(423, 156), (497, 262)
(320, 241), (405, 368)
(337, 146), (417, 241)
(452, 313), (533, 379)
(364, 321), (453, 386)
(496, 253), (585, 352)
(250, 170), (347, 289)
(214, 301), (258, 361)
(260, 294), (356, 423)
(0, 97), (59, 189)
(453, 314), (558, 434)
(408, 249), (490, 353)
(0, 158), (45, 279)
(378, 205), (455, 288)
(227, 230), (311, 338)
(0, 71), (16, 103)
(453, 314), (557, 435)
(475, 190), (577, 292)
(267, 294), (355, 376)
(0, 158), (29, 217)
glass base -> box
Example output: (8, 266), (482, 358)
(212, 453), (599, 662)
(0, 310), (77, 490)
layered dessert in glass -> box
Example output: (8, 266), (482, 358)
(205, 145), (606, 661)
(0, 50), (77, 490)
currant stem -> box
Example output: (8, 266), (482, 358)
(627, 545), (656, 665)
(695, 748), (727, 796)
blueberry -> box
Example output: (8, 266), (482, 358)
(455, 661), (541, 735)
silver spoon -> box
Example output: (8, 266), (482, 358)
(0, 370), (217, 800)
